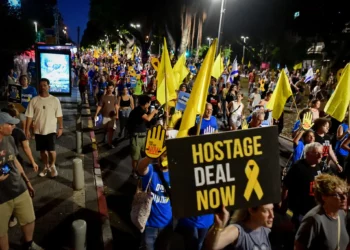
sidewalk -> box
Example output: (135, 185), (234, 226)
(8, 88), (109, 250)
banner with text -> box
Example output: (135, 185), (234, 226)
(175, 91), (190, 111)
(166, 126), (280, 217)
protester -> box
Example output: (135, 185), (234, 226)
(94, 82), (119, 148)
(18, 75), (37, 131)
(25, 78), (63, 178)
(292, 129), (315, 164)
(137, 152), (172, 250)
(128, 95), (158, 178)
(117, 86), (134, 138)
(294, 174), (349, 250)
(0, 112), (43, 250)
(204, 204), (274, 250)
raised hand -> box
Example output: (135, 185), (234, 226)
(145, 125), (167, 159)
(301, 112), (313, 130)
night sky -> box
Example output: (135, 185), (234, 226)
(57, 0), (89, 43)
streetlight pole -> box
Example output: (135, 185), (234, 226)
(207, 37), (213, 46)
(241, 36), (249, 64)
(216, 0), (225, 56)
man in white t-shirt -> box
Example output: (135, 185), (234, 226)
(25, 78), (63, 178)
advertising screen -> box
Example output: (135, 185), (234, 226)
(9, 0), (21, 8)
(39, 52), (70, 94)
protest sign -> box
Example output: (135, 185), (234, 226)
(130, 77), (137, 88)
(8, 84), (22, 103)
(175, 91), (190, 111)
(166, 126), (280, 217)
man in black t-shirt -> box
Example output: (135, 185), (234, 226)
(206, 87), (221, 116)
(281, 142), (323, 229)
(128, 95), (158, 178)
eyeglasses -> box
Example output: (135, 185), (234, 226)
(329, 192), (348, 200)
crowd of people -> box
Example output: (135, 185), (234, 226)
(1, 48), (350, 250)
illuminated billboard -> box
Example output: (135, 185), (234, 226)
(9, 0), (21, 8)
(36, 49), (71, 95)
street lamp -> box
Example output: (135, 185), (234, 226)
(33, 21), (37, 33)
(241, 36), (249, 64)
(207, 37), (213, 46)
(130, 23), (141, 29)
(216, 0), (226, 56)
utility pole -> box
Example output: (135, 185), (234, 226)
(54, 6), (59, 44)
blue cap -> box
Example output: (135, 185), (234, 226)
(0, 112), (20, 125)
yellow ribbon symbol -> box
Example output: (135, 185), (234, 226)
(244, 160), (263, 201)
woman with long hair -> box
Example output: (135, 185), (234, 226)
(204, 204), (274, 250)
(117, 86), (134, 138)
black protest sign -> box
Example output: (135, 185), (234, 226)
(8, 84), (22, 103)
(166, 126), (280, 218)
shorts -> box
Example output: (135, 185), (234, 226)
(131, 135), (146, 161)
(35, 133), (56, 151)
(0, 190), (35, 237)
(102, 117), (116, 129)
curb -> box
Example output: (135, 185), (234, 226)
(84, 95), (113, 250)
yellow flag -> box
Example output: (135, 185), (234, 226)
(131, 45), (137, 61)
(241, 57), (244, 65)
(266, 69), (292, 120)
(226, 59), (230, 67)
(211, 54), (224, 80)
(156, 38), (177, 105)
(109, 48), (112, 54)
(248, 61), (251, 68)
(93, 50), (99, 59)
(177, 39), (217, 138)
(293, 63), (302, 70)
(324, 63), (350, 122)
(173, 53), (189, 88)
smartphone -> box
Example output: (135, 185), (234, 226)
(0, 164), (11, 175)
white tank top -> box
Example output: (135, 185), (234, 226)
(230, 101), (243, 115)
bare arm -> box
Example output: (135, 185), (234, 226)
(204, 225), (239, 250)
(142, 110), (158, 122)
(336, 125), (345, 140)
(293, 129), (304, 146)
(22, 140), (37, 168)
(14, 157), (29, 183)
(57, 116), (63, 129)
(130, 96), (135, 110)
(25, 117), (33, 139)
(95, 105), (102, 117)
(341, 137), (350, 152)
(137, 157), (152, 176)
(117, 96), (121, 107)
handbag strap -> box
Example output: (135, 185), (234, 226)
(230, 104), (241, 114)
(137, 172), (153, 192)
(154, 165), (172, 204)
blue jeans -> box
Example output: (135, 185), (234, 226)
(141, 226), (173, 250)
(119, 108), (131, 137)
(176, 225), (209, 250)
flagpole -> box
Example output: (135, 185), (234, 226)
(165, 74), (169, 128)
(290, 94), (299, 116)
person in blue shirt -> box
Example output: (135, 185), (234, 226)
(291, 129), (315, 165)
(198, 103), (218, 135)
(18, 75), (37, 130)
(335, 122), (349, 179)
(137, 152), (173, 250)
(176, 104), (215, 250)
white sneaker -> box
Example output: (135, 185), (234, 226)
(9, 217), (17, 227)
(28, 241), (44, 250)
(50, 165), (58, 178)
(39, 167), (51, 177)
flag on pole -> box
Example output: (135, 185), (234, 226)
(131, 45), (137, 61)
(266, 69), (293, 120)
(156, 38), (177, 106)
(248, 61), (251, 68)
(177, 39), (217, 138)
(324, 63), (350, 122)
(211, 53), (224, 80)
(284, 65), (289, 76)
(229, 58), (239, 83)
(304, 67), (314, 83)
(173, 53), (189, 88)
(293, 63), (302, 70)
